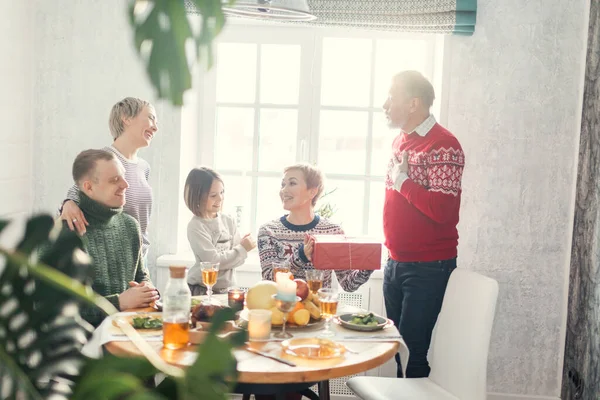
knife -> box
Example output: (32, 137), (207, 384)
(244, 347), (297, 367)
(339, 335), (402, 340)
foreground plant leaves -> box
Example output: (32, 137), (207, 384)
(127, 0), (230, 106)
(0, 216), (94, 399)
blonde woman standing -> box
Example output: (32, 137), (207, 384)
(59, 97), (158, 260)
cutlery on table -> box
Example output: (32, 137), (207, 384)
(244, 346), (297, 367)
(339, 335), (402, 340)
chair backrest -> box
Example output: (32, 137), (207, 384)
(428, 268), (499, 400)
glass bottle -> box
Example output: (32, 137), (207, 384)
(162, 265), (192, 349)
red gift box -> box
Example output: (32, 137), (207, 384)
(312, 235), (382, 270)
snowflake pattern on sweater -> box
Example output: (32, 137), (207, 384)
(258, 215), (373, 292)
(385, 142), (464, 196)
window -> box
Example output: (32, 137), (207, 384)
(194, 24), (444, 239)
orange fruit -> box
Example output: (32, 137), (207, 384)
(287, 302), (305, 322)
(293, 309), (310, 326)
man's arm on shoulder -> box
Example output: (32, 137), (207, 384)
(399, 140), (465, 223)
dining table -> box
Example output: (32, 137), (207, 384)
(89, 295), (409, 400)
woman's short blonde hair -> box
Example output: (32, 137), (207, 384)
(284, 163), (324, 207)
(108, 97), (153, 139)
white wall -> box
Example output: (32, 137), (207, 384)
(31, 0), (182, 281)
(0, 0), (34, 248)
(446, 1), (587, 397)
(23, 0), (588, 398)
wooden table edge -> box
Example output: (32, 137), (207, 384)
(237, 341), (399, 383)
(105, 340), (399, 384)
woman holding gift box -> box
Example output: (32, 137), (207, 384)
(258, 163), (373, 292)
(184, 167), (256, 295)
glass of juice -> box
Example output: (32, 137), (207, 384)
(272, 262), (292, 280)
(200, 262), (220, 305)
(317, 288), (339, 338)
(305, 269), (324, 295)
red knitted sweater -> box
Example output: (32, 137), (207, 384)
(383, 123), (465, 262)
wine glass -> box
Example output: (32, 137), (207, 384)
(200, 262), (220, 305)
(272, 294), (301, 339)
(272, 262), (291, 281)
(317, 288), (338, 338)
(305, 269), (324, 295)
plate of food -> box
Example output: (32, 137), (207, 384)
(191, 302), (234, 327)
(336, 312), (391, 332)
(109, 312), (163, 336)
(281, 337), (346, 360)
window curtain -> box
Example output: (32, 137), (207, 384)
(305, 0), (477, 35)
(186, 0), (477, 35)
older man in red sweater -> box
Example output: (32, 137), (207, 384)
(383, 71), (465, 378)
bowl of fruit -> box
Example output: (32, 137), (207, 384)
(240, 279), (324, 330)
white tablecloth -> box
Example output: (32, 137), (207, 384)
(81, 294), (409, 377)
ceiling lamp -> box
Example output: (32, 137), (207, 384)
(222, 0), (316, 21)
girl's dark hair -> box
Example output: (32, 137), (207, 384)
(184, 167), (224, 217)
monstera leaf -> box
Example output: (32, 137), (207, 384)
(0, 214), (248, 400)
(0, 215), (104, 399)
(182, 307), (247, 399)
(72, 307), (247, 400)
(127, 0), (232, 106)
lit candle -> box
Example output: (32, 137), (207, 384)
(248, 309), (272, 341)
(227, 287), (245, 312)
(276, 272), (297, 301)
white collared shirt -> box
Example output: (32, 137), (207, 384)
(411, 114), (436, 137)
(393, 115), (437, 190)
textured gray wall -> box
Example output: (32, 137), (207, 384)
(446, 1), (588, 397)
(31, 1), (182, 281)
(26, 0), (589, 398)
(0, 1), (33, 247)
(563, 1), (600, 399)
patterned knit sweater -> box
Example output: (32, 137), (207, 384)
(258, 215), (373, 292)
(384, 121), (465, 262)
(65, 145), (153, 257)
(187, 213), (247, 290)
(75, 192), (151, 326)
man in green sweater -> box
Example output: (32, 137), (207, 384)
(69, 149), (159, 326)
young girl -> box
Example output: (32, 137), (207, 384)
(184, 167), (256, 295)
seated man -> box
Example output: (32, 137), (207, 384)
(68, 149), (159, 326)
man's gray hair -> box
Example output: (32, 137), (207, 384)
(72, 149), (116, 185)
(108, 97), (153, 139)
(393, 71), (435, 109)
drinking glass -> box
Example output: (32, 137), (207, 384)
(317, 288), (338, 338)
(272, 262), (292, 280)
(248, 309), (272, 341)
(200, 262), (220, 305)
(272, 294), (301, 339)
(305, 269), (324, 295)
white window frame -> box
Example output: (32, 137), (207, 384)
(188, 22), (446, 240)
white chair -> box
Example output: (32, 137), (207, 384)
(346, 268), (499, 400)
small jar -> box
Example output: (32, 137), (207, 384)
(227, 287), (246, 312)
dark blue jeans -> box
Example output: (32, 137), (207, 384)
(383, 257), (456, 378)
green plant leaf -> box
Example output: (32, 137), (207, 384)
(72, 355), (170, 400)
(2, 248), (117, 317)
(182, 308), (243, 400)
(0, 218), (9, 235)
(127, 0), (229, 106)
(0, 215), (95, 399)
(16, 214), (54, 255)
